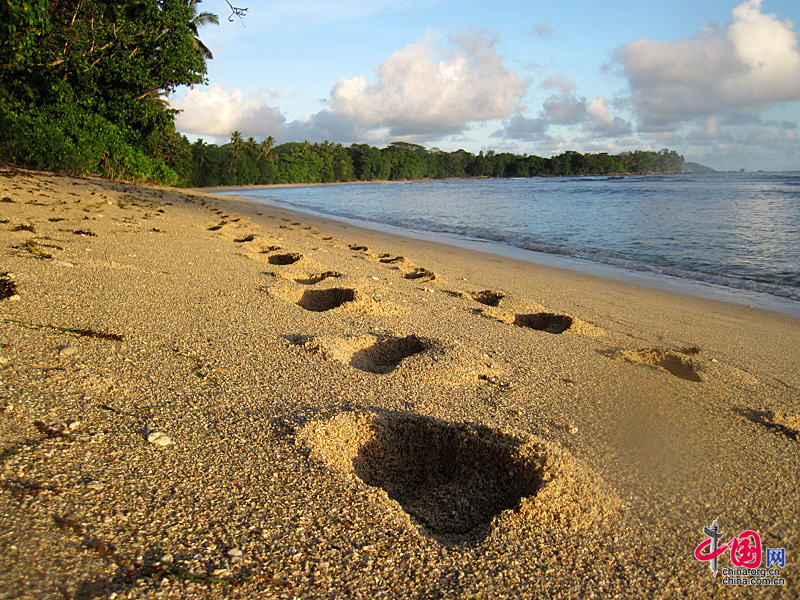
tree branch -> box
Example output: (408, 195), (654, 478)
(226, 1), (248, 26)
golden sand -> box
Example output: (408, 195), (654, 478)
(1, 169), (798, 598)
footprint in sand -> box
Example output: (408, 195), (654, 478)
(397, 266), (436, 282)
(267, 252), (303, 265)
(733, 407), (799, 441)
(294, 271), (342, 285)
(603, 347), (702, 382)
(270, 285), (398, 317)
(476, 306), (603, 337)
(288, 334), (430, 374)
(378, 254), (407, 264)
(350, 335), (430, 374)
(296, 288), (356, 312)
(300, 411), (620, 545)
(471, 290), (505, 307)
(342, 245), (436, 282)
(514, 312), (574, 334)
(1, 273), (18, 300)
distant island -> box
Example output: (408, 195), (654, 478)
(183, 139), (687, 188)
(682, 162), (717, 173)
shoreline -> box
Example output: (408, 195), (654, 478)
(184, 171), (679, 193)
(2, 170), (798, 598)
(213, 188), (800, 319)
(184, 168), (775, 194)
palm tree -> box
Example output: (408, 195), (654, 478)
(257, 136), (275, 162)
(230, 130), (243, 158)
(188, 0), (219, 60)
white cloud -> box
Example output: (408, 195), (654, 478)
(172, 84), (285, 138)
(282, 109), (360, 143)
(741, 123), (800, 147)
(719, 112), (763, 126)
(541, 77), (574, 94)
(542, 91), (586, 125)
(330, 30), (527, 136)
(491, 114), (550, 141)
(527, 22), (555, 40)
(686, 117), (734, 145)
(702, 117), (721, 139)
(494, 81), (631, 142)
(615, 0), (800, 129)
(586, 96), (632, 136)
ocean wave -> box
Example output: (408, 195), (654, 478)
(510, 243), (800, 301)
(227, 173), (800, 308)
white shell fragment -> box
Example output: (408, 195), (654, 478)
(147, 431), (173, 446)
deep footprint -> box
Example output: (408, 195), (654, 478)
(350, 335), (429, 374)
(1, 273), (18, 300)
(472, 290), (505, 307)
(514, 312), (573, 334)
(302, 412), (546, 545)
(296, 288), (356, 312)
(268, 253), (303, 265)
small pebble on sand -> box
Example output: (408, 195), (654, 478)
(147, 431), (173, 446)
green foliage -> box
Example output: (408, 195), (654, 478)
(349, 144), (391, 180)
(0, 0), (52, 64)
(184, 139), (356, 186)
(178, 138), (684, 188)
(383, 142), (430, 180)
(0, 0), (211, 184)
(617, 149), (683, 174)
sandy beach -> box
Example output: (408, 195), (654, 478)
(1, 168), (798, 599)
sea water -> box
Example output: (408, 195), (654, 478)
(226, 172), (800, 315)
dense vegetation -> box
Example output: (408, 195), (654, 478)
(0, 2), (684, 186)
(0, 0), (211, 184)
(184, 138), (685, 187)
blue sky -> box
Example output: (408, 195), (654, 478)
(170, 0), (800, 171)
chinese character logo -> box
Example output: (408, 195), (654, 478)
(694, 520), (765, 576)
(694, 520), (728, 576)
(766, 548), (786, 569)
(730, 531), (762, 568)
